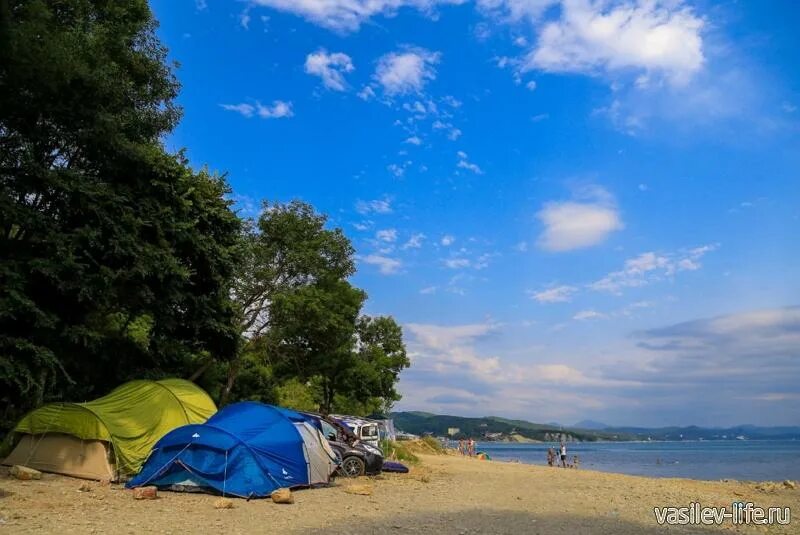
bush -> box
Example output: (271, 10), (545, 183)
(381, 439), (419, 463)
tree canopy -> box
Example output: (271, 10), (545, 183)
(0, 0), (241, 428)
(0, 0), (409, 429)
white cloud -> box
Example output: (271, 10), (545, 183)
(376, 228), (398, 242)
(355, 198), (392, 214)
(536, 186), (623, 252)
(419, 285), (438, 294)
(477, 0), (556, 20)
(589, 244), (718, 293)
(403, 233), (426, 249)
(444, 258), (471, 269)
(441, 234), (455, 246)
(387, 163), (406, 177)
(404, 135), (423, 145)
(573, 309), (607, 321)
(374, 48), (441, 96)
(304, 49), (354, 91)
(523, 0), (705, 86)
(456, 151), (483, 174)
(357, 85), (376, 100)
(529, 285), (577, 303)
(220, 100), (293, 119)
(525, 80), (537, 91)
(361, 254), (402, 274)
(251, 0), (464, 32)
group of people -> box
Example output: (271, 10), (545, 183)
(457, 438), (476, 457)
(547, 441), (579, 469)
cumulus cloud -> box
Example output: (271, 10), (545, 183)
(361, 254), (402, 274)
(374, 48), (441, 96)
(376, 228), (398, 242)
(529, 285), (577, 303)
(526, 0), (705, 86)
(444, 258), (471, 269)
(441, 235), (455, 246)
(404, 135), (423, 145)
(536, 185), (623, 252)
(456, 151), (484, 174)
(220, 100), (294, 119)
(304, 49), (354, 91)
(403, 233), (426, 249)
(250, 0), (464, 32)
(573, 309), (607, 320)
(355, 198), (392, 214)
(589, 244), (717, 293)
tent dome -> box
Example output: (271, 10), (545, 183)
(4, 378), (216, 479)
(127, 401), (338, 498)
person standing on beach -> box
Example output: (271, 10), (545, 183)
(546, 447), (555, 467)
(559, 441), (567, 468)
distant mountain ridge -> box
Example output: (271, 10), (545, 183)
(391, 412), (800, 442)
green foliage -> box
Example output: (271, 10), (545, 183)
(224, 201), (410, 414)
(381, 439), (419, 464)
(275, 378), (320, 413)
(0, 2), (410, 429)
(0, 0), (241, 429)
(420, 436), (445, 453)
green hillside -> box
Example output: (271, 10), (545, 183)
(391, 412), (631, 442)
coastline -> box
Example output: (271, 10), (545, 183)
(2, 454), (798, 533)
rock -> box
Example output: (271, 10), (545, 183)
(10, 465), (42, 481)
(271, 488), (294, 504)
(77, 482), (92, 492)
(213, 498), (234, 509)
(132, 486), (158, 500)
(344, 483), (373, 496)
(784, 480), (796, 490)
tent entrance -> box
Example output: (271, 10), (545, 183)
(3, 433), (116, 481)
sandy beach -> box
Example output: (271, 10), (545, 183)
(1, 453), (797, 534)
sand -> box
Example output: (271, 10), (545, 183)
(1, 454), (798, 534)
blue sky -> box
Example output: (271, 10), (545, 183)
(152, 0), (799, 426)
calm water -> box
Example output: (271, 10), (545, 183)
(473, 440), (800, 481)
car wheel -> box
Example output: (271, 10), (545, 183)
(340, 456), (366, 477)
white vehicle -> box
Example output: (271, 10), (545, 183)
(332, 415), (381, 448)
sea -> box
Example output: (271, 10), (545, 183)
(473, 440), (800, 482)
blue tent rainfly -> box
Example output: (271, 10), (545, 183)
(127, 401), (338, 498)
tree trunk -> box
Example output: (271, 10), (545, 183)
(218, 359), (240, 407)
(188, 360), (212, 382)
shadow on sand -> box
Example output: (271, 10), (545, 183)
(301, 508), (720, 534)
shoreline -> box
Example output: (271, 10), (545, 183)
(2, 453), (798, 533)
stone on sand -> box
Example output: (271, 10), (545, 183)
(213, 498), (234, 509)
(10, 465), (41, 481)
(271, 488), (294, 504)
(132, 486), (158, 500)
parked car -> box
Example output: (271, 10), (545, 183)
(302, 413), (383, 477)
(331, 415), (381, 448)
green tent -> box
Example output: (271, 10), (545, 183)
(3, 378), (216, 480)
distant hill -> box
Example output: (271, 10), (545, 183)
(573, 420), (610, 430)
(390, 412), (800, 442)
(390, 412), (630, 442)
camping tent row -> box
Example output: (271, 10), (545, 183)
(2, 380), (338, 496)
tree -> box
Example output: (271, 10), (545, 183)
(217, 200), (355, 405)
(0, 0), (241, 428)
(349, 315), (410, 414)
(268, 278), (367, 413)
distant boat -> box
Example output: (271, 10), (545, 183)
(735, 435), (746, 440)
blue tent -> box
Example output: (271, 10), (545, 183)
(126, 401), (337, 498)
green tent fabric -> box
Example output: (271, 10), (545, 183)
(12, 378), (216, 476)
